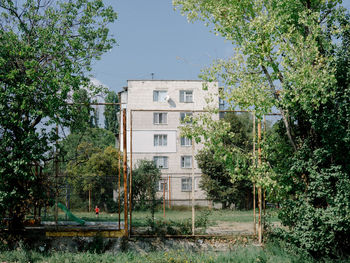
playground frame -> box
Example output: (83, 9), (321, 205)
(49, 101), (280, 244)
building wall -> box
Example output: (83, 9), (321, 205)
(120, 80), (219, 206)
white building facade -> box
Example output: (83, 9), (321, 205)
(120, 80), (219, 206)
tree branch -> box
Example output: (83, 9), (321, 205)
(261, 65), (297, 151)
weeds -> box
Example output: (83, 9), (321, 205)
(145, 209), (212, 235)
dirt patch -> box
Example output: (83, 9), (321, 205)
(206, 221), (254, 235)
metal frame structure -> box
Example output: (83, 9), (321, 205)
(128, 108), (281, 241)
(52, 102), (280, 242)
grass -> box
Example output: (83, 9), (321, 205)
(39, 208), (279, 227)
(0, 243), (319, 263)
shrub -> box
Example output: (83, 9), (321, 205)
(273, 165), (350, 259)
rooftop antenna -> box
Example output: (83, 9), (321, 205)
(151, 73), (154, 80)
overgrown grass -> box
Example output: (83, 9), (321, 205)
(38, 208), (280, 230)
(0, 242), (324, 263)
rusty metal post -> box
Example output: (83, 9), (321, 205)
(129, 110), (133, 235)
(55, 123), (59, 227)
(191, 136), (195, 236)
(118, 151), (121, 230)
(252, 113), (256, 236)
(258, 119), (263, 244)
(118, 93), (121, 230)
(168, 175), (171, 208)
(263, 116), (267, 220)
(88, 188), (91, 212)
(123, 109), (128, 237)
(163, 179), (166, 219)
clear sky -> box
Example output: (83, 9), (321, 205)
(91, 0), (350, 93)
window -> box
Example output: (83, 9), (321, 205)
(153, 156), (168, 169)
(154, 134), (167, 146)
(153, 90), (168, 102)
(180, 136), (192, 147)
(179, 90), (193, 103)
(219, 98), (225, 110)
(219, 98), (226, 119)
(180, 112), (193, 124)
(153, 113), (168, 124)
(157, 180), (168, 192)
(181, 178), (192, 191)
(181, 156), (192, 168)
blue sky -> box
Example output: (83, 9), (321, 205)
(91, 0), (350, 93)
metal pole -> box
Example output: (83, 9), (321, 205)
(168, 175), (171, 208)
(191, 137), (195, 236)
(65, 173), (68, 221)
(129, 110), (133, 235)
(34, 165), (38, 220)
(123, 109), (128, 237)
(263, 116), (267, 223)
(88, 188), (91, 212)
(118, 151), (121, 230)
(258, 120), (263, 244)
(252, 113), (256, 236)
(118, 93), (121, 230)
(163, 179), (166, 219)
(55, 124), (59, 227)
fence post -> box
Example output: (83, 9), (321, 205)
(123, 109), (128, 237)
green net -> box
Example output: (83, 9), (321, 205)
(57, 202), (85, 225)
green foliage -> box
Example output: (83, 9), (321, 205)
(195, 112), (253, 209)
(132, 160), (161, 226)
(60, 127), (115, 173)
(0, 0), (116, 230)
(268, 15), (350, 258)
(0, 241), (322, 263)
(66, 143), (119, 212)
(70, 89), (100, 134)
(175, 0), (350, 259)
(104, 90), (119, 135)
(197, 149), (252, 209)
(62, 128), (118, 212)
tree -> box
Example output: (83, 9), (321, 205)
(197, 149), (252, 209)
(60, 127), (115, 166)
(174, 0), (342, 148)
(174, 0), (350, 258)
(61, 127), (116, 210)
(104, 90), (119, 136)
(132, 160), (161, 226)
(0, 0), (117, 230)
(66, 145), (119, 212)
(196, 112), (253, 209)
(70, 89), (96, 134)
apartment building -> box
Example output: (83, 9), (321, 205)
(119, 80), (219, 206)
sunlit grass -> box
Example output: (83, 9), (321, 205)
(0, 243), (316, 263)
(38, 208), (280, 227)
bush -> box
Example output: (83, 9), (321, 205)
(273, 165), (350, 259)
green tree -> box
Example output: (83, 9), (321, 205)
(0, 0), (117, 230)
(196, 112), (253, 209)
(175, 0), (350, 258)
(66, 145), (119, 212)
(70, 89), (95, 134)
(60, 128), (116, 210)
(174, 0), (343, 148)
(61, 127), (115, 168)
(197, 149), (252, 209)
(104, 90), (119, 135)
(132, 160), (161, 226)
